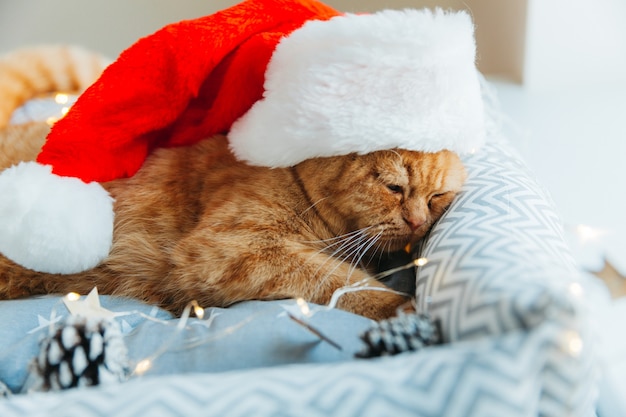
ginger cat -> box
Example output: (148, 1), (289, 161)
(0, 45), (109, 168)
(0, 46), (467, 321)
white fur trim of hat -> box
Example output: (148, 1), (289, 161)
(229, 8), (485, 166)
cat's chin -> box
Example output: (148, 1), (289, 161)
(377, 238), (413, 254)
(374, 227), (430, 253)
(379, 232), (430, 254)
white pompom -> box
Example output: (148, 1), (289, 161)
(0, 162), (114, 274)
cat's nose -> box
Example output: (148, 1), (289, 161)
(404, 216), (425, 231)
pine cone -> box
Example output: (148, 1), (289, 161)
(355, 312), (442, 358)
(31, 316), (129, 391)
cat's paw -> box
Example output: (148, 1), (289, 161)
(336, 287), (411, 321)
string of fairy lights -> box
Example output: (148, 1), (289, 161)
(41, 258), (423, 383)
(9, 92), (76, 126)
(32, 246), (591, 386)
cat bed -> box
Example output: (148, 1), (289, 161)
(0, 92), (600, 416)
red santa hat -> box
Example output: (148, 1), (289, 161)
(0, 0), (485, 274)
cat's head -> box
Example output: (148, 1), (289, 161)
(298, 148), (466, 253)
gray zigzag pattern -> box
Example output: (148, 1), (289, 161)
(0, 320), (594, 417)
(416, 141), (583, 343)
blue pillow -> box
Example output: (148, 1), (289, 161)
(0, 296), (371, 393)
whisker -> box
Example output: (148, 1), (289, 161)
(314, 228), (381, 302)
(324, 230), (369, 260)
(359, 230), (383, 265)
(346, 230), (382, 283)
(341, 232), (377, 283)
(385, 149), (402, 159)
(309, 226), (376, 268)
(363, 234), (387, 270)
(302, 228), (366, 278)
(321, 231), (371, 282)
(309, 227), (374, 300)
(299, 226), (373, 245)
(300, 197), (329, 216)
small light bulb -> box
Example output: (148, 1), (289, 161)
(568, 282), (584, 298)
(188, 300), (205, 319)
(61, 107), (70, 116)
(55, 93), (69, 104)
(563, 331), (583, 357)
(575, 224), (605, 243)
(194, 305), (205, 319)
(65, 292), (80, 301)
(46, 117), (58, 125)
(134, 359), (152, 375)
(296, 298), (311, 317)
(414, 257), (429, 267)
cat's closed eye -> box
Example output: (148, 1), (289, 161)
(428, 192), (452, 210)
(386, 184), (403, 194)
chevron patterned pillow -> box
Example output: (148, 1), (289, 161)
(416, 138), (584, 343)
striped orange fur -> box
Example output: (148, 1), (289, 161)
(0, 45), (110, 128)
